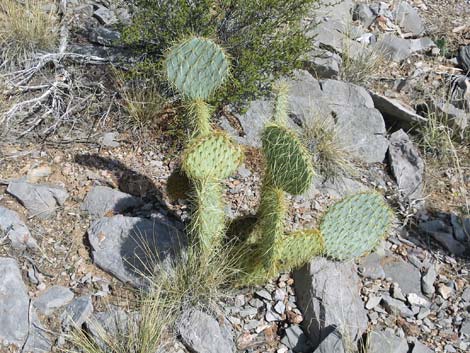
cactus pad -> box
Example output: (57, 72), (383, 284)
(182, 132), (243, 180)
(277, 229), (324, 270)
(165, 37), (229, 100)
(262, 124), (314, 195)
(320, 193), (392, 260)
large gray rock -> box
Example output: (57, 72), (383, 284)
(412, 341), (434, 353)
(294, 258), (368, 348)
(381, 295), (414, 318)
(419, 221), (466, 255)
(388, 129), (424, 200)
(451, 214), (470, 242)
(7, 181), (69, 219)
(382, 257), (422, 295)
(88, 215), (185, 287)
(421, 265), (437, 297)
(225, 71), (388, 163)
(33, 285), (74, 315)
(313, 330), (345, 353)
(0, 258), (29, 347)
(394, 2), (424, 36)
(431, 100), (468, 133)
(304, 50), (342, 79)
(0, 206), (38, 250)
(353, 3), (376, 28)
(178, 309), (234, 353)
(377, 34), (435, 62)
(367, 330), (409, 353)
(370, 92), (427, 130)
(81, 185), (143, 218)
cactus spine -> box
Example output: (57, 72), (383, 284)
(165, 37), (242, 257)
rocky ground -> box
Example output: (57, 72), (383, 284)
(0, 0), (469, 353)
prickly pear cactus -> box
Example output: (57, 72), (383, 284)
(320, 192), (393, 260)
(165, 37), (229, 101)
(182, 131), (243, 180)
(262, 124), (314, 195)
(277, 229), (324, 270)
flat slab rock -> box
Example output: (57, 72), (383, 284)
(0, 258), (30, 347)
(0, 206), (38, 250)
(33, 285), (74, 316)
(382, 257), (422, 296)
(7, 180), (68, 219)
(178, 309), (235, 353)
(88, 215), (185, 287)
(294, 258), (368, 348)
(81, 185), (143, 218)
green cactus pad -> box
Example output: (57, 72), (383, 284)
(262, 124), (314, 195)
(165, 37), (229, 100)
(182, 132), (243, 180)
(277, 229), (324, 270)
(320, 193), (393, 260)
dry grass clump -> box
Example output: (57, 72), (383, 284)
(113, 68), (167, 128)
(340, 43), (386, 86)
(302, 117), (354, 180)
(0, 0), (58, 69)
(67, 287), (173, 353)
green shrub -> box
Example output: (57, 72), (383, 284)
(122, 0), (318, 107)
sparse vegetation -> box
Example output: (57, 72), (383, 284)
(0, 0), (58, 69)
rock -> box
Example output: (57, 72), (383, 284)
(255, 289), (272, 301)
(61, 296), (94, 331)
(451, 214), (470, 242)
(411, 341), (434, 353)
(94, 6), (118, 25)
(304, 50), (341, 79)
(391, 283), (406, 301)
(313, 330), (344, 353)
(294, 258), (368, 347)
(366, 296), (382, 310)
(370, 92), (427, 130)
(421, 266), (437, 296)
(22, 310), (52, 353)
(457, 45), (470, 73)
(88, 215), (185, 287)
(377, 34), (435, 62)
(353, 3), (376, 28)
(368, 330), (409, 353)
(0, 206), (38, 250)
(358, 252), (386, 279)
(388, 129), (425, 200)
(7, 181), (69, 219)
(407, 293), (429, 307)
(0, 258), (29, 347)
(430, 100), (468, 133)
(309, 175), (369, 199)
(420, 222), (466, 255)
(26, 165), (52, 183)
(437, 284), (453, 300)
(33, 286), (74, 315)
(461, 319), (470, 337)
(382, 257), (422, 295)
(87, 306), (132, 349)
(89, 28), (121, 47)
(280, 325), (312, 353)
(81, 186), (143, 218)
(462, 287), (470, 302)
(381, 295), (414, 317)
(444, 344), (456, 353)
(394, 2), (424, 36)
(224, 72), (388, 163)
(178, 309), (234, 353)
